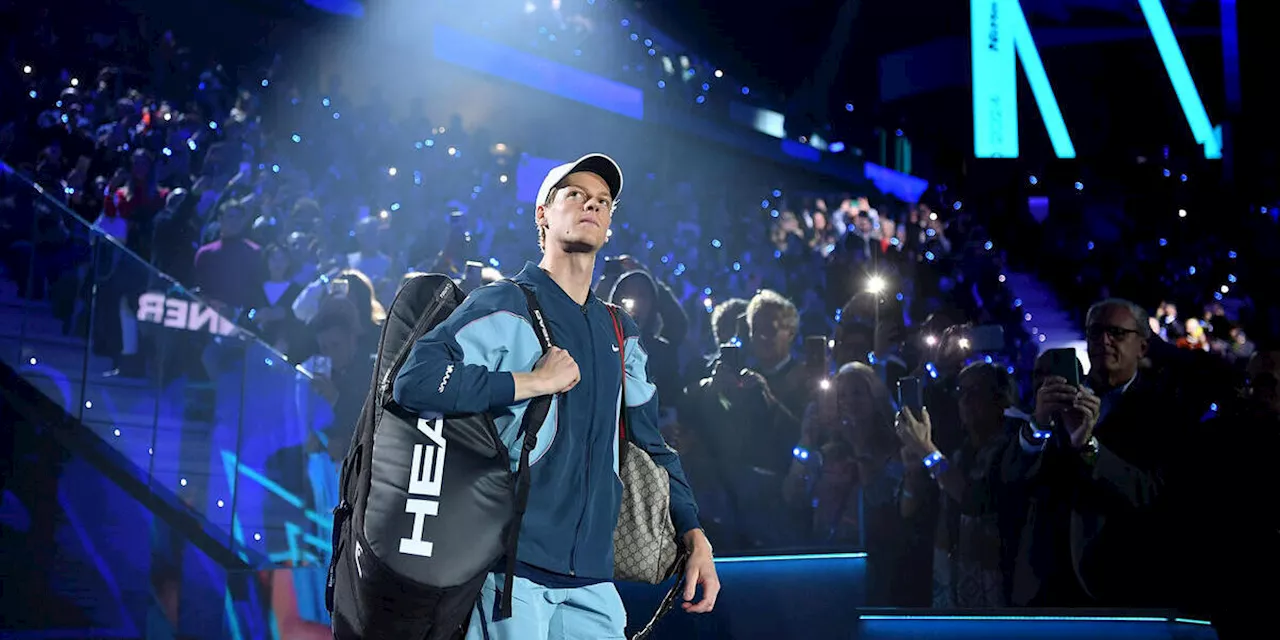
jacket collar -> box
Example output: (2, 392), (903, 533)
(516, 261), (602, 310)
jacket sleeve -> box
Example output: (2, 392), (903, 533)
(1001, 422), (1049, 486)
(291, 274), (328, 323)
(392, 282), (529, 415)
(620, 314), (701, 537)
(1079, 442), (1164, 512)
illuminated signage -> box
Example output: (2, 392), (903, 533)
(972, 0), (1219, 160)
(971, 0), (1074, 159)
(1136, 0), (1222, 159)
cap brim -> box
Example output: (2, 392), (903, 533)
(564, 154), (623, 201)
(536, 153), (624, 208)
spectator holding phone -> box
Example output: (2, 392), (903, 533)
(896, 363), (1025, 607)
(1005, 298), (1205, 609)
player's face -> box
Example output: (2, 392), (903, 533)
(537, 171), (613, 254)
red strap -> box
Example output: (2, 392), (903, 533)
(606, 305), (627, 441)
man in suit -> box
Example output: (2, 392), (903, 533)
(1007, 298), (1198, 608)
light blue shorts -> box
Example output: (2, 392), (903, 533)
(466, 572), (627, 640)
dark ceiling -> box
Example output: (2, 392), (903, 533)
(636, 0), (1222, 108)
(634, 0), (853, 101)
(636, 0), (1233, 161)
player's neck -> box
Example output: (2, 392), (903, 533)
(538, 250), (597, 306)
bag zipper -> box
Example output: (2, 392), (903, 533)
(380, 283), (454, 402)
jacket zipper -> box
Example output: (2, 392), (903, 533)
(568, 303), (592, 575)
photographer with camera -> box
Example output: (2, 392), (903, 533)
(685, 289), (811, 550)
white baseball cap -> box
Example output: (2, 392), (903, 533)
(535, 153), (623, 208)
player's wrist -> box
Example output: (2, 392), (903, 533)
(683, 528), (712, 554)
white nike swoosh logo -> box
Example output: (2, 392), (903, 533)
(611, 344), (620, 352)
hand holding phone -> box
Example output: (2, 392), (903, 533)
(717, 344), (744, 379)
(1034, 348), (1083, 428)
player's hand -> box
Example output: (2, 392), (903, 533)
(534, 347), (580, 394)
(681, 529), (719, 613)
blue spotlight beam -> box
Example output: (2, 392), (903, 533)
(1137, 0), (1222, 159)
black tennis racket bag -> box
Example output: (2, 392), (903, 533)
(326, 275), (554, 640)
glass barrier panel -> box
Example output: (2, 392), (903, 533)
(0, 160), (320, 567)
(0, 395), (261, 640)
(222, 338), (335, 577)
(2, 168), (92, 431)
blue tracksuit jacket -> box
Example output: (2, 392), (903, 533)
(392, 262), (700, 581)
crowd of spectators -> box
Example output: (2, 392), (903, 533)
(989, 152), (1280, 352)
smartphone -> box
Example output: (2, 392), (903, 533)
(965, 324), (1005, 352)
(897, 376), (925, 415)
(719, 344), (744, 375)
(463, 260), (484, 285)
(328, 277), (350, 298)
(804, 335), (830, 378)
(1043, 347), (1081, 386)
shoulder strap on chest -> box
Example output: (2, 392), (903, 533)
(499, 279), (556, 619)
